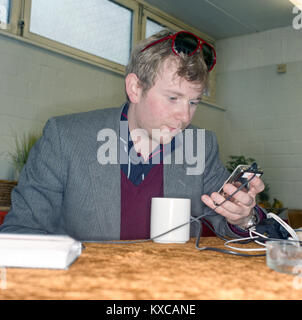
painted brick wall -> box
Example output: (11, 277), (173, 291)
(0, 34), (126, 179)
(216, 26), (302, 209)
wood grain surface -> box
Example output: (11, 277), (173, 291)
(0, 237), (301, 300)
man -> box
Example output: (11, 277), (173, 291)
(0, 30), (265, 240)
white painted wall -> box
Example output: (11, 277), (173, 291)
(0, 34), (126, 179)
(216, 26), (302, 209)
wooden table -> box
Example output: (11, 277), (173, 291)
(0, 237), (301, 300)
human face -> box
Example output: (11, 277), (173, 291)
(128, 58), (203, 146)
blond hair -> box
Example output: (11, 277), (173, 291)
(125, 30), (209, 99)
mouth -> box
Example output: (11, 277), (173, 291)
(156, 126), (182, 138)
(167, 126), (181, 133)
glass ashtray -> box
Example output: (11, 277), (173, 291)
(266, 240), (302, 275)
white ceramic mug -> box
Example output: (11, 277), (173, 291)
(150, 197), (191, 243)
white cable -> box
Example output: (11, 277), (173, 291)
(267, 212), (299, 241)
(224, 236), (267, 252)
(224, 212), (301, 253)
(249, 227), (267, 247)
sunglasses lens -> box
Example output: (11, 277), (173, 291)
(202, 43), (215, 71)
(174, 32), (199, 55)
(141, 31), (216, 72)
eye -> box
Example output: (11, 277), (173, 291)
(189, 100), (200, 106)
(169, 96), (177, 102)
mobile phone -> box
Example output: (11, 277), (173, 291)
(218, 163), (263, 199)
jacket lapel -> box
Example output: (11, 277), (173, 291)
(88, 160), (121, 240)
(87, 106), (125, 240)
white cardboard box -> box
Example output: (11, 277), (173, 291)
(0, 234), (82, 269)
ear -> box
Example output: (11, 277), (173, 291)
(125, 73), (142, 104)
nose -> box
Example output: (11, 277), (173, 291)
(175, 101), (191, 123)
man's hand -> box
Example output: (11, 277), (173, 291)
(201, 175), (265, 226)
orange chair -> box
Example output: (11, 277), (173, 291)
(287, 209), (302, 229)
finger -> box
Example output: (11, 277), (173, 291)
(246, 175), (265, 195)
(201, 194), (248, 223)
(222, 183), (255, 208)
(233, 181), (248, 192)
(201, 194), (230, 213)
(211, 192), (244, 213)
(202, 191), (246, 215)
(201, 194), (217, 210)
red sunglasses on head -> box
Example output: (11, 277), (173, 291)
(141, 30), (216, 72)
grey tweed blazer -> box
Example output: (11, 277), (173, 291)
(0, 105), (238, 240)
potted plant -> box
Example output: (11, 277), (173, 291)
(0, 132), (41, 209)
(9, 132), (41, 180)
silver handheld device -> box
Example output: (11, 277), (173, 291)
(218, 163), (263, 199)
